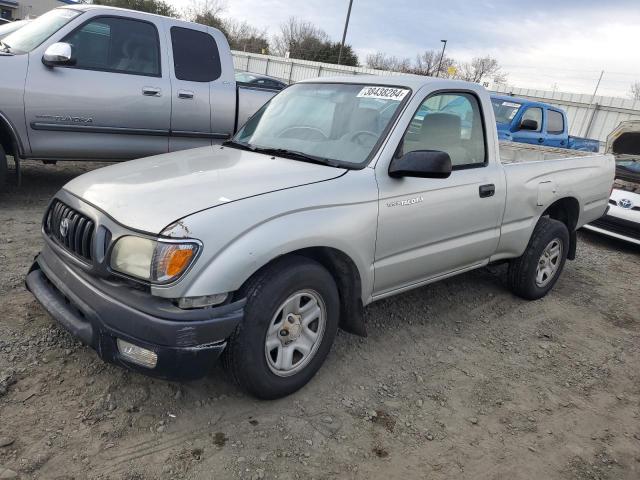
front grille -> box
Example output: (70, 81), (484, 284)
(589, 215), (640, 241)
(45, 200), (95, 261)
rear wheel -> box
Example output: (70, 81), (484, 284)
(223, 256), (339, 399)
(508, 217), (569, 300)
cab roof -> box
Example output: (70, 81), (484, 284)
(297, 74), (485, 92)
(491, 94), (551, 109)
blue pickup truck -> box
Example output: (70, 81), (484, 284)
(491, 95), (600, 152)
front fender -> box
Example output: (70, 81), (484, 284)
(185, 202), (378, 301)
(151, 168), (380, 303)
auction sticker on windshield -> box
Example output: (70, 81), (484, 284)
(357, 86), (410, 101)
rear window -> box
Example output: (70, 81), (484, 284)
(547, 110), (565, 134)
(170, 27), (221, 82)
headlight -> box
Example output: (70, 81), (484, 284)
(110, 236), (200, 283)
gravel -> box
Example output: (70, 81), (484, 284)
(0, 160), (638, 479)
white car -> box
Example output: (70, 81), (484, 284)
(584, 121), (640, 245)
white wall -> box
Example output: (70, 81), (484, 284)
(17, 0), (71, 19)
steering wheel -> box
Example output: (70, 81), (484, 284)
(277, 126), (328, 141)
(348, 130), (378, 146)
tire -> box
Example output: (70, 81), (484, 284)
(0, 145), (7, 187)
(507, 217), (570, 300)
(223, 256), (340, 399)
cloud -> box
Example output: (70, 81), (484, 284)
(172, 0), (640, 97)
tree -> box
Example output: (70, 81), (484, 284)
(314, 41), (357, 66)
(412, 49), (455, 77)
(631, 82), (640, 101)
(365, 52), (411, 72)
(184, 0), (227, 33)
(225, 19), (269, 54)
(272, 17), (358, 66)
(455, 56), (507, 85)
(92, 0), (178, 17)
(364, 50), (506, 84)
(183, 1), (269, 54)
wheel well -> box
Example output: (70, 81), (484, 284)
(541, 197), (580, 260)
(0, 115), (19, 158)
(237, 247), (367, 337)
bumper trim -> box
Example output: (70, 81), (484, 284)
(27, 268), (95, 345)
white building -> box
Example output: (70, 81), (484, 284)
(1, 0), (78, 21)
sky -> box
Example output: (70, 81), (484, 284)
(171, 0), (640, 98)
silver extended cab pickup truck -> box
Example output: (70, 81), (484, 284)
(0, 5), (276, 184)
(26, 76), (615, 399)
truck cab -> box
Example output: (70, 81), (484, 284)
(0, 6), (276, 182)
(491, 95), (599, 152)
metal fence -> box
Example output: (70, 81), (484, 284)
(232, 51), (640, 146)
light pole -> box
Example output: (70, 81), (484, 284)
(435, 39), (447, 77)
(337, 0), (354, 65)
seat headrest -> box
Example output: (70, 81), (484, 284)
(420, 113), (461, 144)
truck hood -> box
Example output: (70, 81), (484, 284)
(63, 146), (346, 233)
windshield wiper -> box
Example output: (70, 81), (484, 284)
(0, 40), (12, 53)
(222, 139), (255, 152)
(223, 140), (341, 168)
(249, 147), (341, 168)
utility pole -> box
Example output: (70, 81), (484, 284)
(435, 39), (447, 77)
(579, 70), (604, 137)
(337, 0), (354, 65)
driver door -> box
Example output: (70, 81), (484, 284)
(373, 91), (504, 296)
(512, 106), (544, 146)
(24, 14), (170, 159)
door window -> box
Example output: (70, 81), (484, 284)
(401, 92), (486, 168)
(521, 107), (542, 132)
(547, 110), (564, 134)
(63, 17), (160, 76)
(170, 27), (221, 82)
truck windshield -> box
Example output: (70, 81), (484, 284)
(491, 99), (522, 124)
(1, 9), (81, 54)
(231, 83), (411, 167)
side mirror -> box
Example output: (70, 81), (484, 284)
(42, 42), (75, 67)
(389, 150), (452, 179)
(519, 118), (538, 131)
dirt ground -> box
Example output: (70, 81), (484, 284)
(1, 160), (639, 480)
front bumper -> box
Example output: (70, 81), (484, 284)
(25, 244), (245, 380)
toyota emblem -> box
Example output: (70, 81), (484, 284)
(618, 198), (634, 209)
(60, 218), (70, 237)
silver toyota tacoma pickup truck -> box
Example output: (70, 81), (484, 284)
(0, 5), (276, 184)
(26, 76), (615, 398)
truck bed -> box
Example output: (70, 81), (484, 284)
(493, 141), (614, 262)
(499, 141), (596, 164)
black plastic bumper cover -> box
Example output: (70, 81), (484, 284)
(25, 246), (245, 380)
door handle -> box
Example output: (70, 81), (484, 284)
(142, 87), (161, 97)
(479, 184), (495, 198)
(178, 90), (194, 99)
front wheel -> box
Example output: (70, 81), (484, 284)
(223, 256), (339, 399)
(507, 217), (570, 300)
